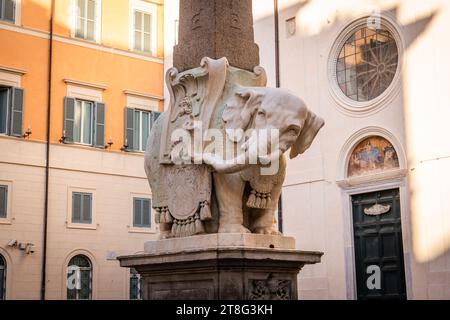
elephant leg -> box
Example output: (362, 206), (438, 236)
(213, 173), (251, 234)
(250, 183), (283, 235)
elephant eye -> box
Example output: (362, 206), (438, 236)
(257, 110), (266, 116)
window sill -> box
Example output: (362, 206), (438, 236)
(128, 226), (156, 234)
(72, 35), (101, 45)
(0, 218), (12, 225)
(66, 222), (98, 230)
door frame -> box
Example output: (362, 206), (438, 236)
(336, 127), (413, 300)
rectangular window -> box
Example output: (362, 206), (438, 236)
(134, 10), (152, 53)
(0, 0), (15, 23)
(74, 0), (98, 41)
(72, 192), (92, 224)
(73, 100), (93, 145)
(133, 198), (151, 228)
(0, 86), (24, 137)
(125, 108), (160, 152)
(0, 185), (7, 219)
(64, 97), (105, 148)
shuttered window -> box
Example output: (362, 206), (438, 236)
(124, 107), (161, 152)
(0, 254), (5, 300)
(0, 185), (7, 219)
(72, 192), (92, 224)
(134, 10), (152, 54)
(0, 87), (24, 137)
(0, 0), (15, 23)
(74, 0), (98, 41)
(63, 97), (105, 148)
(133, 198), (151, 228)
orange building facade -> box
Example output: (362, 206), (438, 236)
(0, 0), (164, 300)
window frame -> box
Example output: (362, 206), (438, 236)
(72, 99), (95, 146)
(66, 255), (92, 300)
(129, 193), (155, 234)
(133, 109), (152, 152)
(327, 15), (403, 116)
(133, 197), (151, 229)
(71, 192), (93, 225)
(71, 0), (102, 43)
(0, 0), (19, 24)
(0, 181), (12, 224)
(67, 187), (96, 230)
(129, 268), (143, 300)
(129, 0), (158, 56)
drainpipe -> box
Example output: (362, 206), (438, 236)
(274, 0), (283, 233)
(41, 0), (55, 301)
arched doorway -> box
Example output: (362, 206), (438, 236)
(344, 135), (407, 300)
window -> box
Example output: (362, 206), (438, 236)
(0, 86), (24, 137)
(72, 192), (92, 224)
(0, 185), (7, 219)
(336, 26), (399, 102)
(133, 198), (151, 228)
(67, 255), (92, 300)
(129, 268), (143, 300)
(0, 0), (15, 23)
(73, 0), (99, 42)
(124, 108), (160, 152)
(134, 10), (152, 53)
(0, 254), (5, 300)
(63, 97), (105, 147)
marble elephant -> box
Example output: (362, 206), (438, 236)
(144, 86), (325, 238)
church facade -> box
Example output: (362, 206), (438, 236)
(252, 0), (450, 300)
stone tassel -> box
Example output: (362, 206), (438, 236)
(260, 195), (267, 209)
(155, 209), (161, 224)
(266, 195), (272, 208)
(171, 221), (177, 237)
(200, 202), (212, 221)
(195, 218), (205, 235)
(247, 190), (257, 208)
(165, 210), (173, 224)
(255, 193), (262, 208)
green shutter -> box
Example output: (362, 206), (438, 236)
(0, 186), (7, 219)
(124, 107), (135, 150)
(10, 87), (24, 137)
(82, 194), (92, 224)
(143, 199), (151, 227)
(94, 102), (105, 148)
(72, 193), (82, 223)
(64, 97), (76, 143)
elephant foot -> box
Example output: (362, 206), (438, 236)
(219, 224), (251, 234)
(252, 227), (282, 236)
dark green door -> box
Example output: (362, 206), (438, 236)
(352, 189), (407, 300)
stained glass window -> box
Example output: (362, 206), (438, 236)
(336, 27), (398, 102)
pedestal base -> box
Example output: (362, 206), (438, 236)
(118, 234), (323, 300)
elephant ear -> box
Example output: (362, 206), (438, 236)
(223, 88), (261, 141)
(290, 111), (325, 159)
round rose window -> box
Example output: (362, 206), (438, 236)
(336, 27), (399, 102)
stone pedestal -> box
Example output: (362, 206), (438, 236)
(118, 234), (323, 300)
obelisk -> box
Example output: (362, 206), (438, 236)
(173, 0), (260, 72)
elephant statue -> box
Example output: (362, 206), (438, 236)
(145, 84), (324, 238)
